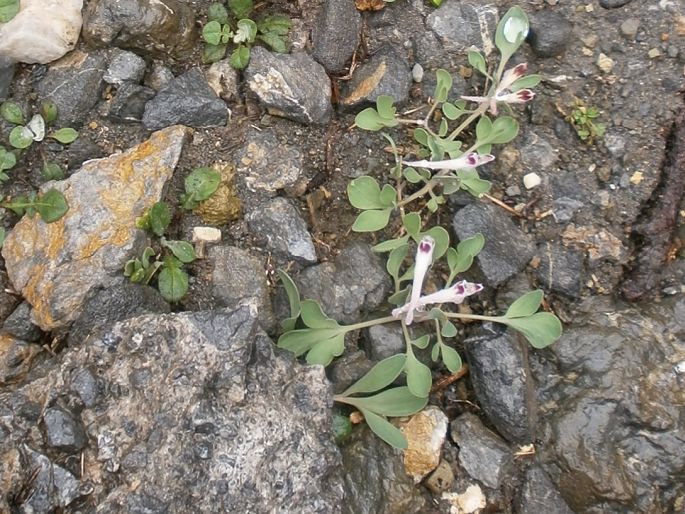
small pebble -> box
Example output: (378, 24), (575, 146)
(412, 63), (424, 83)
(597, 53), (615, 73)
(506, 185), (521, 197)
(648, 48), (662, 59)
(620, 19), (640, 39)
(523, 172), (541, 189)
(192, 227), (222, 243)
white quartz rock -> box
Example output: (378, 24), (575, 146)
(0, 0), (83, 64)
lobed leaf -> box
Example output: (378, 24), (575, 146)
(503, 312), (562, 349)
(344, 386), (428, 417)
(505, 290), (543, 318)
(351, 208), (392, 232)
(341, 354), (407, 396)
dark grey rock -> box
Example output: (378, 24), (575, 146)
(0, 270), (20, 325)
(528, 11), (573, 58)
(145, 61), (174, 91)
(535, 243), (583, 298)
(0, 57), (14, 101)
(82, 0), (197, 59)
(427, 1), (499, 55)
(245, 197), (317, 264)
(516, 465), (574, 514)
(67, 135), (106, 170)
(341, 49), (412, 109)
(365, 323), (404, 361)
(312, 0), (361, 73)
(552, 197), (584, 223)
(294, 242), (390, 324)
(465, 328), (536, 443)
(43, 406), (87, 453)
(450, 412), (513, 489)
(67, 280), (170, 347)
(452, 203), (536, 286)
(19, 447), (83, 511)
(0, 336), (40, 386)
(2, 302), (43, 342)
(341, 426), (426, 514)
(142, 68), (229, 130)
(104, 50), (147, 85)
(208, 245), (275, 331)
(330, 350), (374, 393)
(521, 132), (558, 171)
(235, 129), (304, 195)
(246, 47), (333, 125)
(599, 0), (632, 8)
(36, 51), (107, 127)
(70, 367), (99, 408)
(109, 82), (156, 122)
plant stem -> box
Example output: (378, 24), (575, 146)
(396, 181), (435, 207)
(447, 103), (489, 141)
(344, 315), (397, 332)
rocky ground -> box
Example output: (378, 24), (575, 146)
(0, 0), (684, 513)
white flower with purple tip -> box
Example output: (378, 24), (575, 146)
(461, 62), (535, 115)
(404, 152), (495, 171)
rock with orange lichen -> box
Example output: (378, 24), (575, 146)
(401, 406), (449, 483)
(1, 125), (191, 331)
(341, 49), (411, 109)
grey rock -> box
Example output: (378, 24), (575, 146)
(82, 0), (197, 59)
(36, 50), (107, 127)
(145, 61), (174, 90)
(235, 129), (304, 194)
(516, 465), (574, 514)
(104, 49), (147, 85)
(465, 329), (536, 443)
(246, 47), (332, 124)
(427, 1), (499, 55)
(70, 367), (99, 408)
(604, 130), (627, 159)
(109, 82), (156, 122)
(0, 58), (14, 101)
(366, 323), (405, 361)
(2, 126), (190, 331)
(206, 59), (240, 103)
(535, 243), (583, 298)
(330, 350), (374, 393)
(209, 245), (275, 331)
(0, 336), (40, 386)
(521, 133), (558, 171)
(295, 242), (390, 324)
(245, 197), (316, 264)
(2, 302), (43, 342)
(67, 279), (170, 346)
(143, 68), (229, 130)
(341, 49), (412, 109)
(43, 406), (87, 452)
(528, 11), (573, 58)
(450, 412), (513, 489)
(552, 197), (584, 223)
(19, 447), (83, 511)
(599, 0), (632, 8)
(312, 0), (361, 73)
(67, 135), (105, 169)
(341, 426), (426, 514)
(620, 18), (640, 39)
(452, 203), (536, 286)
(1, 308), (345, 512)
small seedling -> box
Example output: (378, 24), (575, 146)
(201, 0), (292, 68)
(567, 101), (606, 143)
(180, 167), (221, 210)
(1, 188), (69, 223)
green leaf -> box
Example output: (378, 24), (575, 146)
(202, 20), (223, 45)
(403, 167), (422, 184)
(442, 102), (462, 120)
(306, 332), (345, 365)
(379, 184), (396, 207)
(0, 146), (16, 172)
(448, 234), (485, 275)
(489, 116), (519, 144)
(505, 290), (544, 318)
(457, 169), (491, 197)
(359, 409), (408, 449)
(387, 286), (410, 306)
(42, 162), (64, 181)
(0, 227), (5, 248)
(0, 0), (19, 23)
(412, 334), (430, 349)
(441, 321), (457, 338)
(257, 15), (292, 36)
(158, 266), (189, 302)
(332, 412), (353, 444)
(141, 247), (156, 269)
(162, 240), (196, 263)
(510, 74), (541, 91)
(40, 100), (58, 125)
(468, 50), (487, 75)
(376, 95), (397, 120)
(402, 212), (421, 237)
(476, 115), (492, 142)
(228, 0), (253, 18)
(300, 299), (339, 329)
(405, 352), (432, 398)
(49, 127), (78, 144)
(234, 18), (257, 44)
(387, 244), (409, 280)
(185, 167), (221, 204)
(434, 69), (453, 103)
(345, 387), (428, 417)
(0, 101), (23, 125)
(203, 43), (228, 63)
(278, 327), (341, 357)
(257, 32), (288, 53)
(35, 188), (68, 222)
(146, 201), (170, 236)
(355, 107), (398, 131)
(414, 127), (429, 146)
(372, 235), (409, 253)
(230, 45), (251, 69)
(277, 269), (301, 322)
(352, 208), (392, 232)
(208, 2), (229, 23)
(418, 226), (450, 259)
(348, 176), (383, 210)
(9, 126), (33, 149)
(341, 354), (407, 396)
(431, 342), (440, 362)
(503, 312), (563, 349)
(495, 6), (529, 61)
(440, 344), (462, 373)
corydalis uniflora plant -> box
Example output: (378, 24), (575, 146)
(276, 6), (562, 449)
